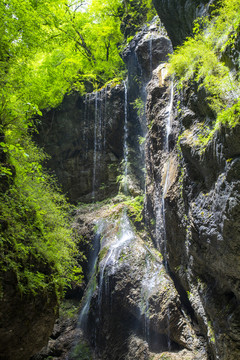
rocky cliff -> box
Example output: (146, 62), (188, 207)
(152, 0), (215, 47)
(145, 63), (240, 360)
(36, 86), (125, 203)
(32, 2), (240, 360)
(144, 1), (240, 359)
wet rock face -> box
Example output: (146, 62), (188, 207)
(0, 272), (58, 360)
(30, 308), (83, 360)
(122, 18), (172, 84)
(152, 0), (215, 47)
(145, 61), (240, 359)
(76, 207), (207, 360)
(121, 19), (173, 196)
(36, 85), (125, 203)
(135, 34), (172, 81)
(177, 126), (240, 359)
(36, 19), (172, 204)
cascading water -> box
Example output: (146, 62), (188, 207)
(98, 211), (135, 310)
(91, 88), (108, 202)
(92, 91), (98, 202)
(149, 34), (153, 76)
(83, 94), (89, 159)
(77, 221), (103, 331)
(161, 80), (174, 265)
(123, 79), (129, 194)
(141, 255), (152, 344)
(94, 211), (136, 358)
(83, 94), (88, 143)
(140, 246), (170, 349)
(67, 222), (103, 360)
(161, 80), (174, 351)
(165, 82), (174, 152)
(103, 86), (108, 151)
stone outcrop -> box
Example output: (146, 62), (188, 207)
(152, 0), (215, 47)
(68, 202), (207, 360)
(36, 85), (125, 203)
(32, 5), (240, 360)
(145, 46), (240, 360)
(121, 18), (173, 195)
(30, 305), (83, 360)
(0, 272), (58, 360)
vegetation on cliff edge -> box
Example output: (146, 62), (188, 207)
(0, 0), (155, 298)
(169, 0), (240, 146)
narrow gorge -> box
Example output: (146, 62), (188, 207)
(1, 1), (240, 360)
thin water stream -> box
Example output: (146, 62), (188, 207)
(92, 92), (98, 202)
(77, 221), (103, 331)
(149, 34), (153, 76)
(165, 82), (174, 152)
(161, 80), (174, 263)
(123, 79), (129, 194)
(98, 211), (135, 309)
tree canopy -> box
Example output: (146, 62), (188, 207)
(0, 0), (155, 297)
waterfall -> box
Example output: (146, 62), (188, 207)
(77, 221), (102, 331)
(123, 79), (129, 194)
(92, 92), (98, 202)
(98, 212), (134, 310)
(83, 94), (89, 159)
(97, 245), (113, 313)
(161, 80), (174, 261)
(165, 82), (174, 152)
(83, 94), (88, 143)
(103, 86), (108, 151)
(91, 88), (108, 201)
(141, 248), (166, 348)
(141, 256), (151, 344)
(162, 80), (174, 351)
(67, 222), (103, 360)
(149, 34), (153, 76)
(154, 183), (162, 251)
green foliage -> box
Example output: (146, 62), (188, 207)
(70, 342), (92, 360)
(119, 0), (156, 39)
(0, 0), (129, 299)
(98, 247), (109, 263)
(123, 195), (144, 222)
(132, 97), (145, 118)
(169, 0), (240, 146)
(0, 139), (82, 297)
(0, 0), (152, 299)
(138, 136), (146, 145)
(0, 0), (126, 117)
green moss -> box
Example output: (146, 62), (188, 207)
(208, 320), (216, 344)
(0, 139), (82, 299)
(159, 353), (172, 359)
(124, 195), (144, 223)
(98, 247), (109, 263)
(109, 195), (144, 223)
